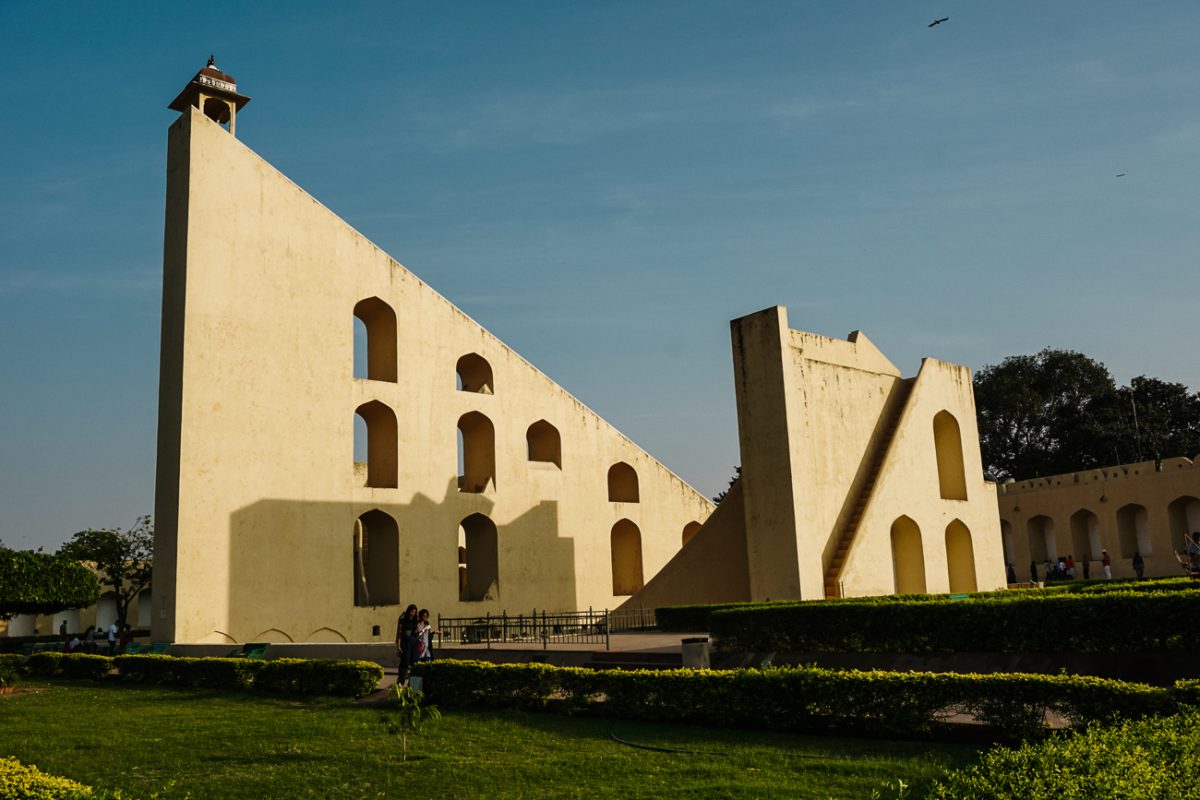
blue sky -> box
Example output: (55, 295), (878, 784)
(2, 1), (1198, 551)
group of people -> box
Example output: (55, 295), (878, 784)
(1009, 547), (1153, 584)
(395, 605), (440, 684)
(60, 620), (132, 655)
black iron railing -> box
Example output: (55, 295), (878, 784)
(436, 607), (656, 650)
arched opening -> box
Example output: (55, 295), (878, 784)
(457, 412), (496, 493)
(611, 519), (644, 595)
(50, 608), (81, 636)
(456, 353), (493, 394)
(355, 401), (398, 488)
(945, 520), (977, 593)
(96, 593), (118, 630)
(1116, 503), (1152, 557)
(136, 588), (153, 628)
(607, 462), (639, 503)
(353, 297), (397, 382)
(352, 509), (399, 607)
(1000, 519), (1015, 565)
(526, 420), (562, 468)
(202, 96), (234, 127)
(1168, 496), (1200, 551)
(1069, 509), (1102, 563)
(932, 411), (968, 501)
(1026, 515), (1055, 563)
(890, 516), (927, 594)
(682, 521), (702, 546)
(458, 513), (499, 601)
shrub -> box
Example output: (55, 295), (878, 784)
(0, 654), (19, 688)
(58, 654), (112, 681)
(1173, 678), (1200, 707)
(255, 658), (382, 698)
(115, 654), (261, 690)
(0, 756), (94, 799)
(26, 652), (64, 677)
(412, 660), (1171, 742)
(708, 590), (1200, 653)
(115, 655), (381, 697)
(925, 709), (1200, 799)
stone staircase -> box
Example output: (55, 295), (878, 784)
(823, 380), (914, 599)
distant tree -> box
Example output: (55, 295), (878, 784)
(1119, 376), (1200, 463)
(975, 350), (1200, 480)
(0, 547), (100, 619)
(713, 466), (741, 504)
(974, 349), (1118, 480)
(57, 516), (153, 631)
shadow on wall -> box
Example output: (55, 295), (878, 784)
(223, 478), (575, 644)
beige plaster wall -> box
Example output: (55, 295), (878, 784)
(616, 480), (751, 611)
(733, 307), (1005, 602)
(997, 456), (1200, 580)
(837, 357), (1006, 597)
(153, 108), (712, 644)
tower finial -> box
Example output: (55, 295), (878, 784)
(207, 54), (216, 67)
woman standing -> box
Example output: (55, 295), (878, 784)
(395, 604), (419, 685)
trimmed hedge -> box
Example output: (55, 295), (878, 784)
(657, 577), (1200, 632)
(412, 659), (1172, 741)
(0, 654), (20, 687)
(27, 653), (112, 681)
(113, 654), (382, 698)
(0, 757), (94, 800)
(708, 590), (1200, 653)
(254, 658), (382, 698)
(926, 709), (1200, 799)
(114, 654), (261, 690)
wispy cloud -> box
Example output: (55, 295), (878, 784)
(0, 268), (159, 296)
(406, 83), (734, 151)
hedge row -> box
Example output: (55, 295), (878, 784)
(656, 577), (1200, 632)
(0, 757), (95, 800)
(21, 652), (383, 698)
(0, 654), (20, 687)
(926, 709), (1200, 799)
(708, 590), (1200, 653)
(412, 659), (1178, 741)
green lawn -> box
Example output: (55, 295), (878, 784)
(0, 681), (979, 799)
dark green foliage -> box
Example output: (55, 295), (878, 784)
(974, 349), (1200, 479)
(57, 517), (152, 631)
(114, 654), (261, 690)
(254, 658), (383, 697)
(412, 660), (1171, 742)
(0, 654), (20, 687)
(1172, 678), (1200, 707)
(0, 548), (100, 618)
(708, 588), (1200, 653)
(113, 654), (382, 697)
(27, 653), (113, 681)
(926, 710), (1200, 799)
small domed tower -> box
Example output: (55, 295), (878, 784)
(168, 56), (251, 137)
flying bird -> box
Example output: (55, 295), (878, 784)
(928, 17), (949, 27)
(1115, 173), (1126, 177)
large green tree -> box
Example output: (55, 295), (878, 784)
(0, 547), (100, 619)
(974, 350), (1200, 480)
(57, 516), (153, 630)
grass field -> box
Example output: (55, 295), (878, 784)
(0, 681), (980, 799)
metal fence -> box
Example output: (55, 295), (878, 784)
(437, 607), (656, 650)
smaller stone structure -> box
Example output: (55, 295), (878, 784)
(997, 457), (1200, 580)
(622, 306), (1006, 609)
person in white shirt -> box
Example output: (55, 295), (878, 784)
(106, 622), (118, 655)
